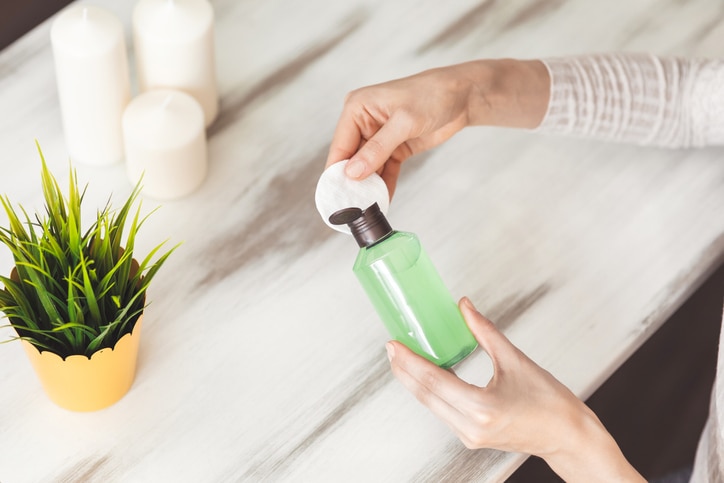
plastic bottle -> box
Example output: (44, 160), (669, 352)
(330, 203), (478, 368)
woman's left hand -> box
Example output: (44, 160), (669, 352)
(386, 297), (645, 482)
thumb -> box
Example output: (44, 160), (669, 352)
(345, 114), (411, 180)
(459, 297), (517, 369)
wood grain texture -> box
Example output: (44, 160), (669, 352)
(0, 0), (723, 482)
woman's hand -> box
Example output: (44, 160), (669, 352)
(325, 60), (550, 197)
(386, 297), (645, 482)
(325, 63), (472, 197)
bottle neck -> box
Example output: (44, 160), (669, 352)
(349, 204), (393, 248)
(328, 202), (394, 247)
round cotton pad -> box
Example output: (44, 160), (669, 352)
(315, 160), (390, 234)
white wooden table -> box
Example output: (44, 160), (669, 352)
(1, 0), (723, 481)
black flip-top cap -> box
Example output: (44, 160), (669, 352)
(329, 202), (393, 248)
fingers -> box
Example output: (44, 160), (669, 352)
(325, 109), (362, 169)
(386, 341), (473, 433)
(326, 106), (413, 178)
(458, 297), (514, 368)
(387, 299), (586, 456)
(385, 303), (523, 451)
(378, 158), (401, 199)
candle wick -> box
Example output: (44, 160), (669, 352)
(161, 94), (174, 111)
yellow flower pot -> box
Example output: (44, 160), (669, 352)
(20, 317), (143, 412)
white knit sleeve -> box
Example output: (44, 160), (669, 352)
(537, 53), (724, 148)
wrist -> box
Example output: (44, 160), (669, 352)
(463, 58), (550, 129)
(542, 401), (644, 482)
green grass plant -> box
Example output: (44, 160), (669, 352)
(0, 143), (177, 358)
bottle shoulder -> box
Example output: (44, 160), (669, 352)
(353, 230), (422, 270)
(364, 230), (419, 253)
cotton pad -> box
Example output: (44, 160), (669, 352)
(315, 159), (390, 234)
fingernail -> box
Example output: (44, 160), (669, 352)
(462, 297), (477, 312)
(345, 159), (365, 178)
(385, 342), (395, 362)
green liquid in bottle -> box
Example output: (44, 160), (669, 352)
(353, 231), (477, 368)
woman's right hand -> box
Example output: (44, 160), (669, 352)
(325, 63), (473, 197)
(325, 59), (550, 197)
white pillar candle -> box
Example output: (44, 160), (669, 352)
(122, 89), (207, 200)
(132, 0), (219, 127)
(51, 5), (131, 166)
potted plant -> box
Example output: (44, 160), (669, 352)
(0, 143), (177, 411)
